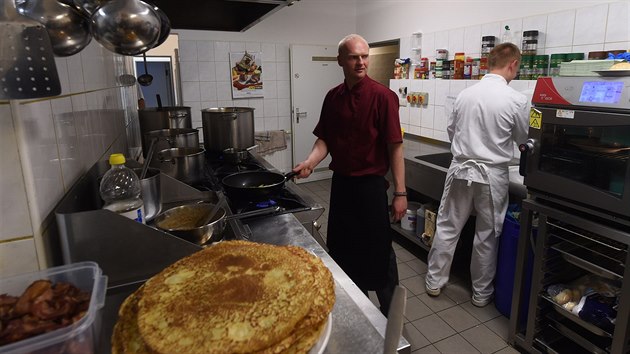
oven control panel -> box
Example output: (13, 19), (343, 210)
(532, 76), (630, 110)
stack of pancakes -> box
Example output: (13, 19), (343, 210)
(112, 240), (335, 354)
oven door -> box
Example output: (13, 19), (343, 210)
(524, 106), (630, 217)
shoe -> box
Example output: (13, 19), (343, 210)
(425, 284), (441, 297)
(471, 294), (493, 307)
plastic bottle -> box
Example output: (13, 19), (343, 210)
(99, 153), (145, 223)
(501, 25), (512, 44)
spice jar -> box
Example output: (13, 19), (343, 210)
(463, 57), (472, 79)
(442, 60), (451, 79)
(453, 58), (464, 79)
(549, 53), (565, 77)
(471, 58), (480, 79)
(479, 57), (488, 79)
(481, 36), (495, 57)
(533, 55), (549, 79)
(520, 55), (533, 80)
(436, 49), (448, 60)
(522, 40), (537, 56)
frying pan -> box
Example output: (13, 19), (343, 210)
(154, 203), (280, 245)
(222, 171), (298, 201)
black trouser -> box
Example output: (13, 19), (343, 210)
(360, 246), (399, 317)
(326, 173), (399, 316)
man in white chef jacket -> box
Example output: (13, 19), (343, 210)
(425, 42), (529, 307)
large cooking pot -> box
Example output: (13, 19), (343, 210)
(222, 171), (298, 201)
(201, 107), (254, 152)
(145, 128), (200, 166)
(139, 107), (192, 157)
(154, 203), (280, 245)
(154, 147), (205, 185)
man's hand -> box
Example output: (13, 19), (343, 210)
(391, 196), (407, 222)
(292, 161), (315, 179)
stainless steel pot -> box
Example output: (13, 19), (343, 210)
(201, 107), (254, 152)
(131, 167), (162, 221)
(155, 147), (205, 185)
(145, 128), (200, 164)
(139, 107), (192, 157)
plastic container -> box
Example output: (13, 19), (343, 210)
(0, 262), (107, 354)
(401, 202), (422, 231)
(415, 204), (426, 238)
(99, 153), (145, 223)
(436, 49), (448, 60)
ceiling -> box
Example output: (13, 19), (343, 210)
(150, 0), (293, 32)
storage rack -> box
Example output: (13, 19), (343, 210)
(509, 198), (630, 353)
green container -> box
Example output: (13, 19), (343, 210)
(566, 52), (585, 62)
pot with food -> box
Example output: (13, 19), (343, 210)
(153, 203), (280, 245)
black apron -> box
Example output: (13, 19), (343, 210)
(327, 173), (393, 289)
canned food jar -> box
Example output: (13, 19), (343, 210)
(436, 49), (448, 60)
(401, 202), (423, 231)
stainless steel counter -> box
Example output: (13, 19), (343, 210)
(245, 213), (411, 354)
(402, 136), (527, 202)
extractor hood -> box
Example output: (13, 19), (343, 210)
(150, 0), (296, 32)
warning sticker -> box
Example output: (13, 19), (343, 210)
(529, 108), (542, 129)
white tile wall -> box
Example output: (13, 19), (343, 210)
(0, 40), (136, 276)
(405, 1), (630, 142)
(178, 38), (293, 172)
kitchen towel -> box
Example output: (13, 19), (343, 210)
(255, 130), (287, 155)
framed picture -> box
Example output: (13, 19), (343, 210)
(230, 51), (264, 99)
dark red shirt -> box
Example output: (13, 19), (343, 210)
(314, 76), (402, 176)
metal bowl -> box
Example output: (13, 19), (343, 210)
(153, 203), (226, 245)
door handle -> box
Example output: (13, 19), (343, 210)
(295, 108), (307, 123)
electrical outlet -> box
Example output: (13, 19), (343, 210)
(418, 92), (429, 105)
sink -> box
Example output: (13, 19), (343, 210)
(414, 153), (453, 169)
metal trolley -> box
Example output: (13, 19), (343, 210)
(509, 197), (630, 353)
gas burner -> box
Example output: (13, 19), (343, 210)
(234, 197), (309, 214)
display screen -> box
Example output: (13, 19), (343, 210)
(579, 81), (624, 104)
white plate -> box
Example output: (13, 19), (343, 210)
(593, 70), (630, 77)
(308, 313), (332, 354)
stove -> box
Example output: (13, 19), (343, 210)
(195, 150), (319, 224)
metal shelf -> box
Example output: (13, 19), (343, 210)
(391, 223), (430, 252)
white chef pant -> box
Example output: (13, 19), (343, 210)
(425, 178), (500, 301)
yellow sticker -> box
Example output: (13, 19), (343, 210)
(529, 108), (542, 130)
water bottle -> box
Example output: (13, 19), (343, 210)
(99, 153), (145, 223)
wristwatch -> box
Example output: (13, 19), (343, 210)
(393, 191), (407, 197)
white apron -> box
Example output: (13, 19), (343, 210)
(426, 159), (509, 299)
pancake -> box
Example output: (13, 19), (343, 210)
(254, 247), (335, 354)
(111, 286), (152, 354)
(136, 241), (320, 354)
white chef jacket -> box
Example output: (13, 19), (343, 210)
(447, 73), (529, 236)
(448, 74), (529, 167)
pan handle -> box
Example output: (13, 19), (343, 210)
(284, 171), (299, 180)
(225, 206), (281, 220)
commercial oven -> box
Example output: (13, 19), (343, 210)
(511, 76), (630, 353)
(519, 76), (630, 219)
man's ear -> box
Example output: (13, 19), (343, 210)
(337, 55), (342, 67)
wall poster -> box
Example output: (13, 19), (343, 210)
(230, 51), (263, 99)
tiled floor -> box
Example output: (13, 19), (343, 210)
(299, 179), (519, 354)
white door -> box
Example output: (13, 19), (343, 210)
(290, 45), (342, 183)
